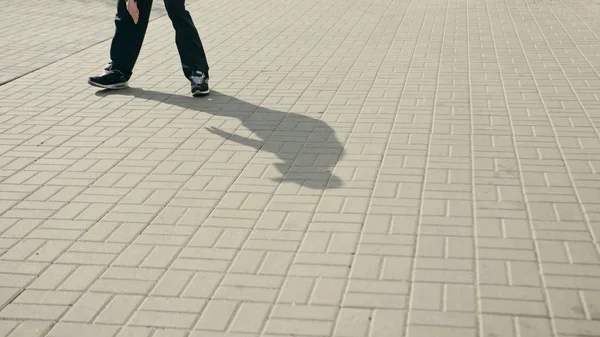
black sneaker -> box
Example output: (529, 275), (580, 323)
(88, 68), (129, 90)
(190, 71), (210, 97)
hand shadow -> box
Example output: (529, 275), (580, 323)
(95, 87), (345, 189)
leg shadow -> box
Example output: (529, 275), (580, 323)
(95, 88), (345, 189)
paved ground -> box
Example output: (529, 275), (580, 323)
(0, 0), (171, 85)
(1, 0), (600, 336)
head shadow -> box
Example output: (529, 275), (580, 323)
(95, 87), (345, 189)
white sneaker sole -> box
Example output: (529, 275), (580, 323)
(192, 88), (210, 97)
(88, 79), (129, 90)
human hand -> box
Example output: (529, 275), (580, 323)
(126, 0), (139, 24)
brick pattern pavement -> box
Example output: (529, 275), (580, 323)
(1, 0), (600, 336)
(0, 0), (170, 85)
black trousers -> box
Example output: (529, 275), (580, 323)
(109, 0), (209, 79)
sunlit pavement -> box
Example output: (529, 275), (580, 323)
(1, 0), (600, 336)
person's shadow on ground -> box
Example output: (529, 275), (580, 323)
(95, 88), (345, 189)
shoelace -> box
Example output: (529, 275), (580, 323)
(190, 73), (206, 85)
(102, 69), (124, 77)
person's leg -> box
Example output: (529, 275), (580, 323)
(109, 0), (154, 76)
(89, 0), (154, 89)
(163, 0), (210, 96)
